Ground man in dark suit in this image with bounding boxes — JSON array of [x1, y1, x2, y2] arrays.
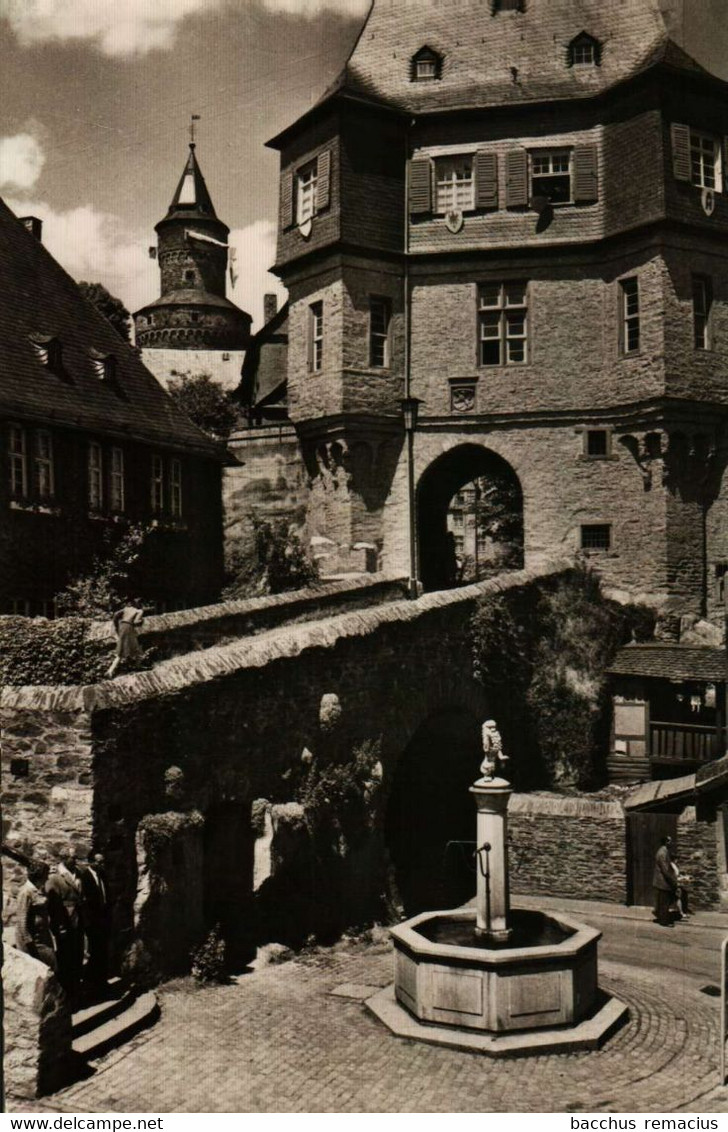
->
[[46, 847, 84, 1001], [653, 835, 678, 926], [80, 850, 111, 996]]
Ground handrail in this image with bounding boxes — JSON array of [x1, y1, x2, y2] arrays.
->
[[650, 720, 723, 734]]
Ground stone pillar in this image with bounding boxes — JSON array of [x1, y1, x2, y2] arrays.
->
[[470, 778, 512, 943]]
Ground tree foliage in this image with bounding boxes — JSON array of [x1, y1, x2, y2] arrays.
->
[[78, 281, 132, 342], [167, 371, 240, 439], [55, 522, 153, 619], [224, 515, 319, 598]]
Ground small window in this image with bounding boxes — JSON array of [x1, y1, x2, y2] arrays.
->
[[10, 757, 29, 776], [369, 297, 391, 368], [9, 425, 28, 497], [581, 523, 611, 551], [110, 447, 125, 512], [620, 277, 640, 354], [309, 301, 324, 372], [478, 282, 528, 366], [89, 349, 116, 382], [170, 459, 182, 518], [184, 270, 195, 283], [29, 334, 62, 371], [296, 160, 318, 225], [568, 33, 601, 67], [435, 156, 474, 213], [88, 442, 103, 510], [33, 431, 54, 499], [585, 429, 609, 457], [411, 46, 442, 82], [531, 149, 572, 204], [693, 275, 713, 349], [151, 454, 164, 513], [493, 0, 524, 10], [691, 131, 722, 191]]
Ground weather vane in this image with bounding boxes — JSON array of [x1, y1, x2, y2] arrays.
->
[[190, 114, 201, 146]]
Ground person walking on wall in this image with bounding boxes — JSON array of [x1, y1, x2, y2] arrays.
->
[[107, 600, 145, 678], [653, 834, 678, 926], [46, 847, 84, 1001], [15, 857, 57, 972], [80, 849, 111, 996]]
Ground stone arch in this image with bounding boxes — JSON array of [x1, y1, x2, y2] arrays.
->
[[416, 442, 524, 592]]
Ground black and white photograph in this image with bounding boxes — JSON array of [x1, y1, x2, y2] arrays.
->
[[3, 0, 728, 1118]]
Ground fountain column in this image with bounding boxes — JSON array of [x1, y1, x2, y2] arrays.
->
[[470, 777, 512, 943]]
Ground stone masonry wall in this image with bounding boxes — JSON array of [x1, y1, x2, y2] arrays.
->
[[678, 806, 720, 911], [1, 705, 94, 922], [509, 794, 627, 905], [3, 946, 73, 1100]]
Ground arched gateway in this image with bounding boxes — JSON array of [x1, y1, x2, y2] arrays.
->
[[416, 444, 524, 592]]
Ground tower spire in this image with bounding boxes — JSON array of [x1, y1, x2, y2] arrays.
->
[[190, 113, 200, 148]]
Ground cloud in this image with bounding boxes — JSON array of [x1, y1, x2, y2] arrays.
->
[[0, 132, 46, 192], [229, 219, 288, 332], [2, 0, 225, 57], [6, 196, 157, 315], [2, 0, 369, 56]]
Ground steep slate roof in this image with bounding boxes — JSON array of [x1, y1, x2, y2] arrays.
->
[[161, 143, 221, 225], [318, 0, 712, 118], [0, 198, 222, 458], [238, 302, 289, 414], [608, 644, 725, 682]]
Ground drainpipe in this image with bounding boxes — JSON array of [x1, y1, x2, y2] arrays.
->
[[403, 116, 419, 599]]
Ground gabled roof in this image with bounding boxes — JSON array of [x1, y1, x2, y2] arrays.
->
[[165, 143, 217, 221], [238, 302, 289, 414], [270, 0, 719, 145], [0, 197, 223, 459], [608, 644, 725, 682]]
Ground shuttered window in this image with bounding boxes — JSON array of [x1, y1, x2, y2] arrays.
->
[[672, 124, 722, 190], [296, 160, 318, 224], [506, 150, 529, 208], [408, 158, 433, 214], [475, 151, 499, 210], [573, 145, 598, 203], [281, 171, 294, 230], [435, 156, 474, 212], [316, 150, 331, 213], [290, 149, 332, 227]]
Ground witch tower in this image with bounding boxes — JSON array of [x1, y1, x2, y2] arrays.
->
[[135, 142, 251, 390]]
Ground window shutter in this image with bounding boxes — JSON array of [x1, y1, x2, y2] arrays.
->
[[573, 145, 598, 203], [474, 150, 499, 210], [280, 170, 294, 229], [316, 149, 331, 213], [408, 157, 433, 214], [671, 124, 691, 182], [505, 149, 528, 208]]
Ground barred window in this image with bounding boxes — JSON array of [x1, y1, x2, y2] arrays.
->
[[581, 524, 611, 551], [110, 447, 125, 512], [34, 431, 54, 499], [88, 442, 103, 510], [478, 282, 529, 366], [435, 157, 474, 212], [620, 277, 640, 354], [9, 425, 28, 497], [369, 297, 391, 368]]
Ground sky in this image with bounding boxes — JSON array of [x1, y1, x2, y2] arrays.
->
[[0, 0, 370, 331], [1, 0, 728, 334]]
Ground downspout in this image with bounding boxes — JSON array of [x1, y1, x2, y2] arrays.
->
[[404, 116, 418, 596]]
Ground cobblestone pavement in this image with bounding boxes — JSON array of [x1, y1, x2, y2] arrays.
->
[[12, 932, 728, 1115]]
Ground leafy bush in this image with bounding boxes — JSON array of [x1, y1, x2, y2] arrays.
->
[[297, 739, 383, 857], [56, 522, 154, 619], [167, 372, 240, 440], [471, 567, 656, 789], [224, 514, 319, 598], [190, 926, 228, 983], [0, 616, 108, 686]]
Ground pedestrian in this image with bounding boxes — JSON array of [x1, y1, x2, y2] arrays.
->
[[80, 849, 111, 997], [670, 857, 691, 919], [653, 835, 678, 926], [107, 600, 145, 678], [46, 847, 84, 1001], [15, 857, 57, 971]]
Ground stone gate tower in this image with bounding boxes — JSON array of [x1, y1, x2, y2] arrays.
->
[[264, 0, 728, 616], [135, 143, 251, 390]]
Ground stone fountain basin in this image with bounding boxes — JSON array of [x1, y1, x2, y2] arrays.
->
[[391, 907, 601, 1034]]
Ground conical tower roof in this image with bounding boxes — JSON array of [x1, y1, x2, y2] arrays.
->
[[165, 143, 217, 220]]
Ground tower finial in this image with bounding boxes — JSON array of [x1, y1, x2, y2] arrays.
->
[[190, 114, 201, 148]]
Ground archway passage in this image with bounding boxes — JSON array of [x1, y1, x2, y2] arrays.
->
[[417, 444, 523, 592], [385, 708, 482, 916]]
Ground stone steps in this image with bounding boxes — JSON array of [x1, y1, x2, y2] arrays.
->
[[71, 982, 159, 1062]]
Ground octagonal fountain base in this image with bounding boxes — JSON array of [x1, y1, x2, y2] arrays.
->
[[365, 908, 628, 1057]]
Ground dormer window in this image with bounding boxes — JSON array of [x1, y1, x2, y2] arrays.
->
[[568, 33, 601, 67], [411, 47, 442, 82], [29, 334, 62, 372], [88, 348, 117, 381]]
